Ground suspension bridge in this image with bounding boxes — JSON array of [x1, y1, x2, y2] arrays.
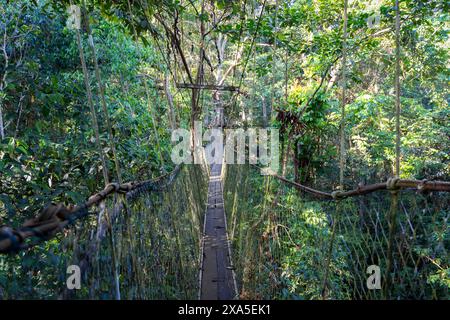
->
[[0, 0, 449, 301], [0, 146, 449, 299]]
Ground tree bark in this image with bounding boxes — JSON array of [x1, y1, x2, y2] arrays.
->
[[164, 73, 177, 130]]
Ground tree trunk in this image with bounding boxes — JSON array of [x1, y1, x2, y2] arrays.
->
[[261, 96, 267, 128], [0, 101, 4, 140], [164, 73, 177, 130], [293, 139, 300, 183]]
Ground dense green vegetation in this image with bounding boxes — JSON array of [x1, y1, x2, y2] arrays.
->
[[0, 0, 448, 299]]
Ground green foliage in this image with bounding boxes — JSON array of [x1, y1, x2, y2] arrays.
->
[[0, 0, 448, 300]]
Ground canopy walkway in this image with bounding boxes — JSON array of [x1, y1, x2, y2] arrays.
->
[[0, 152, 449, 299], [199, 163, 238, 300], [0, 0, 449, 301]]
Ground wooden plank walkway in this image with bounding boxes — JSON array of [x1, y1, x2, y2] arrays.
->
[[199, 163, 238, 300]]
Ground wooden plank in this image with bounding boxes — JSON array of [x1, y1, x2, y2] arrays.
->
[[137, 76, 240, 92], [199, 164, 237, 300], [175, 83, 239, 91]]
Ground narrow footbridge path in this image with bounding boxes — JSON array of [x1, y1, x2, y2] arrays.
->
[[199, 163, 238, 300], [1, 155, 449, 300]]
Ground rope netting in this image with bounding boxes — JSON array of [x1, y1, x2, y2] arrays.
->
[[0, 164, 208, 299], [223, 163, 449, 300]]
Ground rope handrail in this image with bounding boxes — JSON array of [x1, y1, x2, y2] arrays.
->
[[272, 173, 450, 199], [238, 146, 450, 199], [244, 154, 450, 199], [0, 165, 182, 254]]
